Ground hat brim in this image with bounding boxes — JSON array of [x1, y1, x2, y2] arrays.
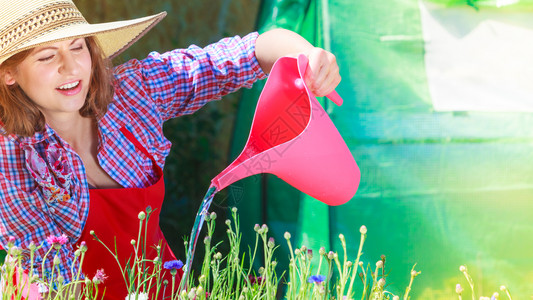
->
[[0, 12, 166, 64]]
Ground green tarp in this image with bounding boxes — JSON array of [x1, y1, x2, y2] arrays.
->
[[230, 0, 533, 298]]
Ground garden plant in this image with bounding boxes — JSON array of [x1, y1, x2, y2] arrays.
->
[[0, 206, 515, 300]]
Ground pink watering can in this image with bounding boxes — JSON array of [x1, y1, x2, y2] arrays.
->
[[211, 54, 360, 205], [182, 54, 361, 285]]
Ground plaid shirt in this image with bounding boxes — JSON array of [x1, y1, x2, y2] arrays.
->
[[0, 32, 266, 282]]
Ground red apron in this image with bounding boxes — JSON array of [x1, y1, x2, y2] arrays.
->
[[77, 127, 182, 299]]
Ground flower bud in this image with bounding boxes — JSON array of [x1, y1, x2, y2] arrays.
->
[[254, 224, 260, 232], [196, 285, 204, 295], [225, 219, 231, 226], [455, 284, 463, 294], [232, 207, 238, 213], [500, 285, 507, 292], [393, 296, 399, 300], [319, 247, 326, 255], [210, 212, 217, 220], [53, 255, 60, 265], [359, 225, 367, 235], [131, 239, 136, 245], [378, 278, 385, 287], [301, 245, 307, 252], [284, 232, 291, 240], [307, 250, 313, 260], [138, 211, 146, 220], [376, 260, 383, 269], [268, 237, 275, 248], [327, 251, 335, 260], [261, 224, 268, 233], [346, 261, 352, 268], [199, 275, 206, 283], [459, 265, 466, 272]]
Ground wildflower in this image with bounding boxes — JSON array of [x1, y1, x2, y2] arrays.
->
[[79, 241, 87, 252], [455, 283, 463, 294], [125, 292, 148, 300], [27, 242, 37, 252], [47, 234, 68, 249], [92, 269, 107, 285], [307, 274, 326, 284], [346, 261, 352, 268], [378, 278, 386, 287], [376, 260, 383, 269], [188, 288, 197, 299], [359, 225, 367, 235], [9, 246, 22, 256], [261, 224, 268, 234], [268, 237, 275, 248], [248, 274, 263, 285], [7, 236, 15, 246], [197, 285, 204, 296], [164, 259, 184, 276]]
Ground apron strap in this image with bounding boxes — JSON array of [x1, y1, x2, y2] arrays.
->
[[119, 127, 152, 159]]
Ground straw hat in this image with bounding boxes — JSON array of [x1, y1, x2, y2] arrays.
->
[[0, 0, 166, 64]]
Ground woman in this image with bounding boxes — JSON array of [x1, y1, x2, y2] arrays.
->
[[0, 0, 341, 298]]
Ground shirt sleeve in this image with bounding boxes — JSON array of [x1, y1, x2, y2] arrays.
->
[[113, 32, 267, 122], [0, 138, 81, 284]]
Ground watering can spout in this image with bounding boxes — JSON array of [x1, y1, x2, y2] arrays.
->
[[212, 54, 360, 206]]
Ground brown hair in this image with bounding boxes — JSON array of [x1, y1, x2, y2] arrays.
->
[[0, 36, 115, 137]]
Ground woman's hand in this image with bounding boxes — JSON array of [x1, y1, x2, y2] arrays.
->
[[255, 28, 341, 97], [301, 47, 341, 97]]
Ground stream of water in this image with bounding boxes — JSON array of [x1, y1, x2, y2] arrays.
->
[[180, 184, 218, 286]]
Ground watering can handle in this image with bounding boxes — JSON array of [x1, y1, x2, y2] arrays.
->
[[297, 54, 344, 106]]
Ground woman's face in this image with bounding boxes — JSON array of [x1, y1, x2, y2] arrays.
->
[[4, 38, 92, 122]]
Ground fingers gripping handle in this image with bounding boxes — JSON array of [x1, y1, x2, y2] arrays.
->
[[296, 54, 343, 106]]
